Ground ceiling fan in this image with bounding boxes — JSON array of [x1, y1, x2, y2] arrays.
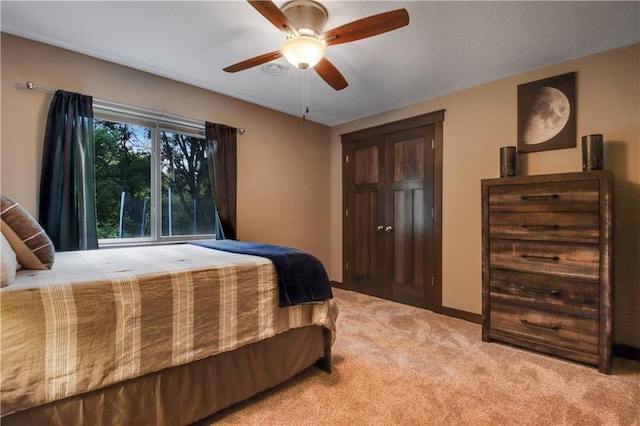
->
[[223, 0, 410, 91]]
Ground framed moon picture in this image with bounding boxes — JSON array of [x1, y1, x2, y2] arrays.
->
[[517, 72, 576, 153]]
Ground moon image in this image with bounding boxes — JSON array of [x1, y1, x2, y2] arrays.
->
[[522, 86, 570, 145]]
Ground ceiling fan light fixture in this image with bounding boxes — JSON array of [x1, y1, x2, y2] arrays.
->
[[281, 35, 326, 69]]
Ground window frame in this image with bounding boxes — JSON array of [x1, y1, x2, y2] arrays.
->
[[94, 106, 216, 247]]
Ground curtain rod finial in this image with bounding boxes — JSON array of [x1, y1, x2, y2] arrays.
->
[[238, 128, 245, 135], [26, 81, 36, 89]]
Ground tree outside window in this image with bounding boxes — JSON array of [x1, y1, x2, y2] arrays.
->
[[94, 115, 215, 243]]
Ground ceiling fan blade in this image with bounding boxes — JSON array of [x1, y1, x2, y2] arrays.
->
[[320, 9, 409, 46], [247, 0, 298, 36], [314, 58, 348, 91], [223, 51, 283, 73]]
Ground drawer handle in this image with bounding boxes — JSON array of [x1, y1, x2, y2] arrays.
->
[[520, 286, 560, 296], [520, 319, 560, 330], [521, 224, 560, 230], [521, 253, 560, 261], [520, 194, 559, 200]]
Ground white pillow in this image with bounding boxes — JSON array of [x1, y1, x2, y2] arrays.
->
[[1, 232, 18, 287]]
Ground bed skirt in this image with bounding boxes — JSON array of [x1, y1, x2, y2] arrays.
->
[[2, 325, 330, 426]]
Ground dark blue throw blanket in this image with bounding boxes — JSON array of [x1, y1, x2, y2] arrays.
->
[[190, 240, 333, 307]]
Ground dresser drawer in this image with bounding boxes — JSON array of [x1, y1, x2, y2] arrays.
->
[[489, 270, 599, 319], [489, 212, 599, 243], [489, 181, 599, 213], [490, 303, 599, 355], [489, 240, 599, 280]]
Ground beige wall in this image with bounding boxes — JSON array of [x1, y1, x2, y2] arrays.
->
[[0, 33, 332, 264], [330, 43, 640, 347]]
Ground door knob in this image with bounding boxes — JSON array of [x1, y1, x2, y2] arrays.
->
[[376, 225, 384, 231], [385, 226, 393, 233]]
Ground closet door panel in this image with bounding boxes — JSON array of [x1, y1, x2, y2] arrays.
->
[[387, 127, 433, 308], [391, 188, 428, 305], [354, 191, 377, 276], [393, 137, 425, 181], [354, 145, 379, 184], [345, 139, 386, 298]]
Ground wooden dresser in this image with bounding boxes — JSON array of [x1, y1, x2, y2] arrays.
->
[[481, 171, 613, 373]]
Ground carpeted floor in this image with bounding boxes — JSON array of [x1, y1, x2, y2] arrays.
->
[[206, 288, 640, 425]]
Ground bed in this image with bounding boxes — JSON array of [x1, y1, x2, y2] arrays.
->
[[0, 242, 338, 425]]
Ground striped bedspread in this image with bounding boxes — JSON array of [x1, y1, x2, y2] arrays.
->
[[0, 244, 338, 416]]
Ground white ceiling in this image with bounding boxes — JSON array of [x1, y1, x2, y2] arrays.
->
[[2, 1, 639, 127]]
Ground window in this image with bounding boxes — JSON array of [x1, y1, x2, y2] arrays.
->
[[94, 109, 216, 245]]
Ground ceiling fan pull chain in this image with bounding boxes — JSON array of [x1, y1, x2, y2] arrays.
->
[[302, 70, 309, 121], [306, 71, 310, 114]]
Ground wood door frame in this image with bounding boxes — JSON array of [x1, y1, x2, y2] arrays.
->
[[341, 110, 444, 313]]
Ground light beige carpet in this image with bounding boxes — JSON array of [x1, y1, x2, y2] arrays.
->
[[206, 288, 640, 425]]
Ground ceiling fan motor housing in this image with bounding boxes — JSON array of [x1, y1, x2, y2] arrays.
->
[[282, 0, 328, 35]]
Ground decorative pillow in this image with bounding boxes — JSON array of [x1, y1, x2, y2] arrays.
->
[[1, 195, 55, 270], [1, 232, 18, 287]]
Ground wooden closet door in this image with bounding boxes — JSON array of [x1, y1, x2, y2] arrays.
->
[[342, 110, 444, 312], [385, 126, 434, 308], [344, 137, 387, 298]]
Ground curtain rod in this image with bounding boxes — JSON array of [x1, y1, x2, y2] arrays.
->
[[25, 81, 245, 135]]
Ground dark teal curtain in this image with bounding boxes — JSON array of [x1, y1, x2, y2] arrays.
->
[[205, 122, 237, 240], [39, 90, 98, 251]]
